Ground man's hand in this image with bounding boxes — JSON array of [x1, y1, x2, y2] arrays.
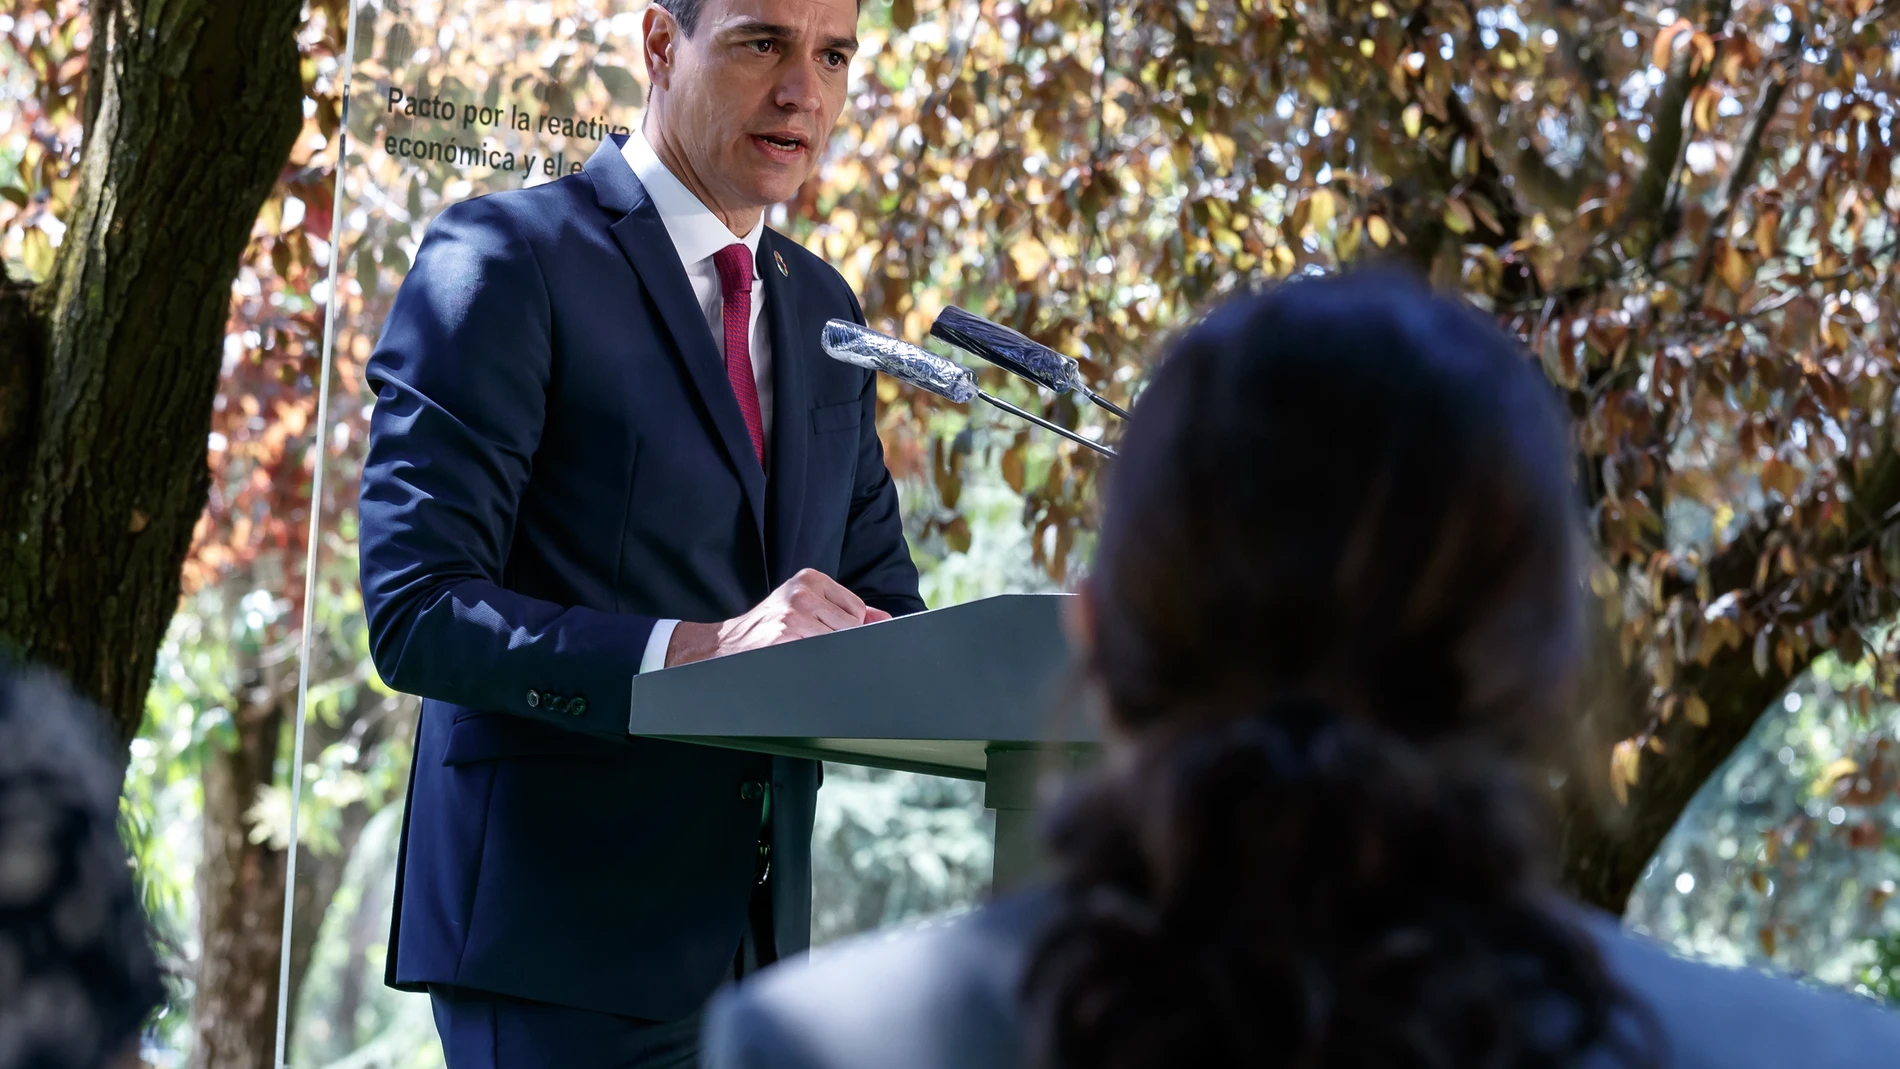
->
[[666, 569, 892, 667]]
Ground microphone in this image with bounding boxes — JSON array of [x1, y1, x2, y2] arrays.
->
[[821, 320, 1116, 458], [928, 306, 1131, 420]]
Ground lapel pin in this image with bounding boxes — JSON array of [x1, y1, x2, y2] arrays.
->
[[774, 249, 789, 277]]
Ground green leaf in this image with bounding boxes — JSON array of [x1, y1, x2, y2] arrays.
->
[[594, 63, 644, 106]]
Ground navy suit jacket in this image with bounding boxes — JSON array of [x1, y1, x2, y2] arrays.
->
[[358, 135, 924, 1021], [702, 890, 1900, 1068]]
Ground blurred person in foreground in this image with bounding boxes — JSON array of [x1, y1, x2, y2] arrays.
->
[[0, 661, 164, 1069], [699, 272, 1900, 1068]]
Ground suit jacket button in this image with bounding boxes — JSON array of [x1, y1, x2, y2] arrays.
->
[[739, 781, 766, 801], [570, 697, 587, 716], [526, 690, 541, 708]]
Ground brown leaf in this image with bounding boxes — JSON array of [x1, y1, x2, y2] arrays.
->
[[1001, 444, 1026, 493], [1688, 32, 1716, 77], [1759, 456, 1797, 499], [943, 516, 971, 554]]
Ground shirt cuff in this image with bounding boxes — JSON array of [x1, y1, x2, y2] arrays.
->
[[640, 619, 680, 674]]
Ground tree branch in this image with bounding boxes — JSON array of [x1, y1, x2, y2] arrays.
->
[[1627, 0, 1735, 265], [1563, 436, 1900, 910], [1692, 33, 1804, 298]]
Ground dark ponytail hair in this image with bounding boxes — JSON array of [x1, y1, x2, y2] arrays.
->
[[1021, 272, 1653, 1069]]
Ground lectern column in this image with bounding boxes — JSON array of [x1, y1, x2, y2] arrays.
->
[[984, 744, 1097, 891], [984, 746, 1044, 891]]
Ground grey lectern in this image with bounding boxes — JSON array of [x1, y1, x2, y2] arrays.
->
[[626, 592, 1096, 890]]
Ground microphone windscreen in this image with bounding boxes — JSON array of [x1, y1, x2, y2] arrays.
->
[[821, 320, 979, 404], [929, 306, 1080, 394]]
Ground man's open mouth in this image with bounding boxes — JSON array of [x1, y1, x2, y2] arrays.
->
[[755, 134, 806, 151]]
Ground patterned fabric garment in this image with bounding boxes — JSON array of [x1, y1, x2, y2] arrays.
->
[[712, 243, 766, 467], [0, 662, 164, 1069]]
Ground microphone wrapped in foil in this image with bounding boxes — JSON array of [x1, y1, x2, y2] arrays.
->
[[821, 320, 979, 404]]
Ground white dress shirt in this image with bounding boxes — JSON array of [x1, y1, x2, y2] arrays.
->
[[624, 128, 773, 673]]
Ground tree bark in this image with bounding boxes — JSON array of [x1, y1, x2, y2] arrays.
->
[[190, 624, 399, 1069], [191, 646, 294, 1069], [0, 0, 305, 744]]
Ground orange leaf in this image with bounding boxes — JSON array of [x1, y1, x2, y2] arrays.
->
[[1719, 244, 1750, 294], [1652, 19, 1692, 69], [1754, 207, 1780, 257]]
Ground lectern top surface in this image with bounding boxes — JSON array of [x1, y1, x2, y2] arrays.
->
[[627, 593, 1094, 778]]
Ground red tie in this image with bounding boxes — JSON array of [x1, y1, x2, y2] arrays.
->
[[712, 244, 766, 468]]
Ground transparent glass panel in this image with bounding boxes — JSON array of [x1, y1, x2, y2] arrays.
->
[[288, 2, 1001, 1064], [295, 4, 653, 1063]]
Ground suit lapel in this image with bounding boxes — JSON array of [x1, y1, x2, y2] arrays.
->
[[761, 232, 809, 585], [590, 139, 767, 543]]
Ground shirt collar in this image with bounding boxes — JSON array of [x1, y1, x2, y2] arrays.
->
[[622, 127, 764, 270]]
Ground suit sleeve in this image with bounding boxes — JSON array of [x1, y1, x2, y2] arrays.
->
[[357, 196, 657, 739], [836, 288, 927, 618]]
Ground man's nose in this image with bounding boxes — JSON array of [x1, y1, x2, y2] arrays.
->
[[773, 60, 824, 113]]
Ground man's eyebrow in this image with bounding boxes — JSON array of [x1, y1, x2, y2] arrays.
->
[[717, 18, 795, 38], [717, 18, 859, 52]]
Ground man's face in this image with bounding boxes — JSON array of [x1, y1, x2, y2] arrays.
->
[[645, 0, 859, 213]]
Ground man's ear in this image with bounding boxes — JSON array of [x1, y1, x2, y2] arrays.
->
[[1062, 579, 1096, 664], [642, 5, 682, 92]]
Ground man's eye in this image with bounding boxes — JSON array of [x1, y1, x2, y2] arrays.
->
[[748, 40, 775, 54], [823, 51, 847, 67]]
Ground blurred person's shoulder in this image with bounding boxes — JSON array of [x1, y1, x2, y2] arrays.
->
[[701, 889, 1050, 1069], [0, 661, 124, 805], [0, 659, 166, 1069], [1564, 901, 1900, 1067]]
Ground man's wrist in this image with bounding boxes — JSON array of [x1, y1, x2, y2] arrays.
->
[[639, 619, 680, 674], [665, 621, 721, 668]]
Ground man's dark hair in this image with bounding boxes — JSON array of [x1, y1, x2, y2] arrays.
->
[[654, 0, 709, 36], [653, 0, 860, 38]]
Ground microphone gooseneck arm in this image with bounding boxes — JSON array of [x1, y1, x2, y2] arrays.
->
[[978, 391, 1116, 457], [1085, 393, 1131, 420]]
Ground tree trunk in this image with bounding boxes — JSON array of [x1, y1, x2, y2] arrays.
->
[[191, 652, 293, 1069], [1555, 450, 1900, 911], [1557, 629, 1799, 911], [332, 835, 399, 1054], [190, 627, 399, 1069], [0, 0, 305, 744]]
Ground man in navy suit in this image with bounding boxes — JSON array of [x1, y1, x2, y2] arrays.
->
[[356, 0, 922, 1062]]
